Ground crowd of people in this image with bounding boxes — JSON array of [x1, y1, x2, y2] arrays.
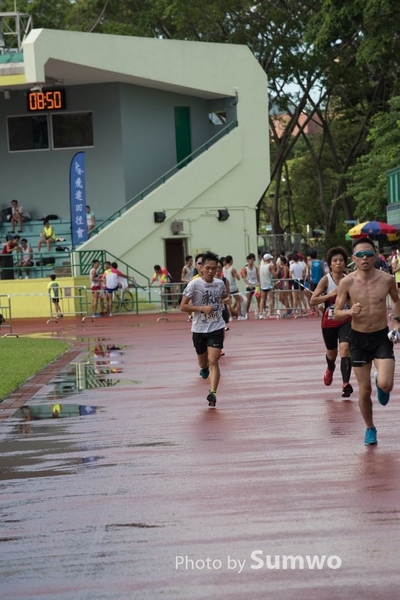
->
[[2, 196, 400, 447], [0, 199, 99, 278], [174, 250, 326, 321], [89, 259, 133, 317], [178, 242, 400, 449]]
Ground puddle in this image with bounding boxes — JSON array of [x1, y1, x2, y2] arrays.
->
[[105, 523, 163, 530], [15, 404, 98, 420]]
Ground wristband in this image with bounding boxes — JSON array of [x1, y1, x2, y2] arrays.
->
[[393, 317, 400, 324]]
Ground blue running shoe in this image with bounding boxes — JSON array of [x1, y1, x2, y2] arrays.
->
[[374, 372, 390, 406], [199, 366, 209, 379], [364, 427, 377, 446]]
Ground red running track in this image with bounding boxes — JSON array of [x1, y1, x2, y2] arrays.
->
[[0, 312, 400, 600]]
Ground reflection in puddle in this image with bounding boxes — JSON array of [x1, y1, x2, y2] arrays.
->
[[94, 341, 124, 375], [16, 404, 98, 420]]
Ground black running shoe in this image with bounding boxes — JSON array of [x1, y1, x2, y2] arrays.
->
[[207, 391, 217, 407], [341, 382, 353, 398]]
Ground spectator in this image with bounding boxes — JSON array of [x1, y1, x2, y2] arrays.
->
[[102, 261, 119, 316], [17, 238, 33, 279], [240, 253, 260, 315], [181, 255, 194, 284], [1, 235, 20, 280], [277, 256, 292, 317], [223, 255, 242, 320], [308, 250, 324, 292], [374, 249, 388, 271], [290, 253, 308, 314], [38, 220, 57, 252], [2, 235, 20, 255], [86, 205, 96, 235], [150, 264, 173, 310], [111, 261, 132, 290], [89, 259, 104, 317], [259, 253, 278, 318], [47, 274, 62, 318], [10, 199, 31, 233]]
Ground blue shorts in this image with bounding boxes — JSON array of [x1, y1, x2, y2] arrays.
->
[[105, 286, 119, 294]]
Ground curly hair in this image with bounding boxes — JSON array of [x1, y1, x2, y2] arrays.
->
[[326, 246, 348, 268]]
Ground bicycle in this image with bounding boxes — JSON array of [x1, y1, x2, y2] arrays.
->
[[112, 282, 136, 313]]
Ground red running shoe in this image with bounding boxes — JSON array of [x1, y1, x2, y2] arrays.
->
[[323, 366, 335, 386]]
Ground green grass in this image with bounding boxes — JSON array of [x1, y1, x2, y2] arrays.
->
[[0, 338, 69, 401]]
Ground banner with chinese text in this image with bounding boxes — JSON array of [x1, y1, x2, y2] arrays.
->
[[69, 152, 87, 247]]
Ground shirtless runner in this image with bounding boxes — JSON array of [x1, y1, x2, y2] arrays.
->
[[334, 238, 400, 445]]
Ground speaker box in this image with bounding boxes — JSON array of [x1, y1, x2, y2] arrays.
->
[[154, 211, 166, 223], [217, 209, 230, 221]]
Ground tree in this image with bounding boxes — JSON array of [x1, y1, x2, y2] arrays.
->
[[0, 0, 72, 30], [7, 0, 400, 238], [345, 96, 400, 220], [303, 0, 400, 236]]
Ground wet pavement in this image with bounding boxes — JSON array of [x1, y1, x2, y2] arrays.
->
[[1, 313, 400, 599]]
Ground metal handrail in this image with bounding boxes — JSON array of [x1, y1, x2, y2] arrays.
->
[[87, 120, 239, 237], [0, 250, 150, 295]]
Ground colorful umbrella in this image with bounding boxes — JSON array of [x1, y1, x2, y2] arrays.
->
[[347, 221, 400, 241]]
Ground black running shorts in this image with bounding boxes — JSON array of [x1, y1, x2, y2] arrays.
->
[[322, 320, 351, 351], [350, 327, 394, 366], [192, 328, 224, 355]]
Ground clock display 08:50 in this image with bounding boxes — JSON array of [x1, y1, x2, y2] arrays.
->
[[27, 89, 66, 112]]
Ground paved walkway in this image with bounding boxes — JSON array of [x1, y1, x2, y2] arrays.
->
[[1, 313, 400, 600]]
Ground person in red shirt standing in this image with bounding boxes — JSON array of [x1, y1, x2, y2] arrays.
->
[[150, 264, 173, 311], [2, 235, 20, 255]]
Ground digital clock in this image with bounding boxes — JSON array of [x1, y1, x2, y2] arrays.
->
[[27, 89, 66, 112]]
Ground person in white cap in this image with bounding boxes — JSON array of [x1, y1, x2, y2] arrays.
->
[[259, 253, 278, 318]]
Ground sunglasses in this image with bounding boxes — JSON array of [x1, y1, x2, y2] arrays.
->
[[353, 250, 375, 258]]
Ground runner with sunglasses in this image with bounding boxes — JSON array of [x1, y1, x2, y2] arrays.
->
[[334, 238, 400, 446], [310, 246, 353, 398]]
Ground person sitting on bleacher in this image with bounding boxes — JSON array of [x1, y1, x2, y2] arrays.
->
[[38, 220, 57, 252], [17, 238, 33, 279], [10, 199, 31, 234]]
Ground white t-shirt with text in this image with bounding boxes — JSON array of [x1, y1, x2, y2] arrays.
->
[[183, 277, 227, 333]]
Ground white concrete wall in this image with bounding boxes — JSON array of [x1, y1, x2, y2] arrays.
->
[[23, 29, 270, 280]]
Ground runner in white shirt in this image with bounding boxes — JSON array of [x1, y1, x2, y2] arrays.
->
[[241, 253, 260, 315], [259, 253, 277, 318], [290, 253, 308, 314], [223, 255, 241, 320], [180, 251, 230, 407]]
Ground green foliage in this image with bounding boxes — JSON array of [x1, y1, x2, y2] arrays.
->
[[346, 96, 400, 220], [0, 0, 73, 30], [7, 0, 400, 235], [0, 338, 69, 401]]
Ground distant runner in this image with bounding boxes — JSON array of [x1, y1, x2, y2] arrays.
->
[[180, 251, 229, 407]]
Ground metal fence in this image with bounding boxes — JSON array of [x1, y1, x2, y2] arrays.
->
[[0, 295, 18, 337], [47, 286, 91, 323], [257, 233, 303, 256]]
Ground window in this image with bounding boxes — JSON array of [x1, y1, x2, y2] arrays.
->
[[52, 112, 94, 149], [7, 115, 49, 152], [208, 111, 227, 126]]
